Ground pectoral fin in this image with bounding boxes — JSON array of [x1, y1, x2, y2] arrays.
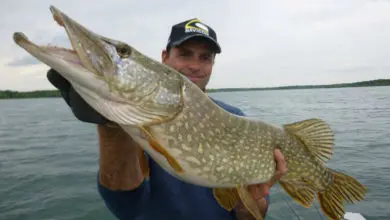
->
[[236, 185, 264, 220], [213, 188, 240, 211], [137, 126, 184, 174], [213, 186, 263, 220]]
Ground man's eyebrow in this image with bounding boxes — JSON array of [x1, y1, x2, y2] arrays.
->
[[202, 51, 213, 55], [177, 47, 192, 52], [177, 46, 214, 56]]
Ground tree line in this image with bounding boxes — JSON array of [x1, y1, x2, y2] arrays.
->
[[1, 79, 389, 99]]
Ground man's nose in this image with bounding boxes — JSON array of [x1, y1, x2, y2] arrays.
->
[[187, 59, 201, 72]]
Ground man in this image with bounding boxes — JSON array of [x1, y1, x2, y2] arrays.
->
[[47, 18, 287, 220]]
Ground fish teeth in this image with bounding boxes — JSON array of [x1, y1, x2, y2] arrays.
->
[[43, 44, 76, 53]]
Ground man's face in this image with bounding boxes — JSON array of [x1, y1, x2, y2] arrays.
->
[[161, 38, 216, 91]]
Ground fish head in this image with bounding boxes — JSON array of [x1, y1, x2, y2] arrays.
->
[[13, 6, 185, 126]]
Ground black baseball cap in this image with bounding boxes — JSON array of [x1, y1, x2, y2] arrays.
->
[[166, 18, 221, 53]]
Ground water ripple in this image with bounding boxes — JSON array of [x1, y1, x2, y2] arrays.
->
[[0, 87, 389, 220]]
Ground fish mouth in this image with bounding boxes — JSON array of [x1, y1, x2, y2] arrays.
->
[[13, 5, 134, 123], [13, 5, 115, 81], [13, 5, 184, 126]]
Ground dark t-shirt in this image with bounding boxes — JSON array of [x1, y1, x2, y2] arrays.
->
[[97, 98, 270, 220]]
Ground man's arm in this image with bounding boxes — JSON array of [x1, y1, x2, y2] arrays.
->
[[96, 125, 150, 219], [97, 125, 145, 190]]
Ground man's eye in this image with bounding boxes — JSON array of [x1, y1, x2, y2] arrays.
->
[[201, 55, 212, 61]]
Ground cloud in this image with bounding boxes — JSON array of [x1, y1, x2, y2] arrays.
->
[[6, 33, 72, 67], [1, 0, 390, 91], [7, 56, 40, 67]]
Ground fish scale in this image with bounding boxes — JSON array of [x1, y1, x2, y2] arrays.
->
[[149, 81, 286, 186]]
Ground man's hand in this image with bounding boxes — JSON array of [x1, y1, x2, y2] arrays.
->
[[47, 68, 110, 125], [235, 149, 287, 219]]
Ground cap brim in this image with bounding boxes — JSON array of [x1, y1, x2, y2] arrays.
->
[[169, 34, 221, 53]]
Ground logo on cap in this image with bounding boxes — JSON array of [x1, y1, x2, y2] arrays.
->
[[184, 19, 209, 36]]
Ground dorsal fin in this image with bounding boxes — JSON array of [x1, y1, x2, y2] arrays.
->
[[283, 118, 334, 163]]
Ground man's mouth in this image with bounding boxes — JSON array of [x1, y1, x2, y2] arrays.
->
[[179, 71, 206, 81], [187, 75, 203, 79]]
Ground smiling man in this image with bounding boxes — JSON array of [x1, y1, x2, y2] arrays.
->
[[47, 18, 287, 220]]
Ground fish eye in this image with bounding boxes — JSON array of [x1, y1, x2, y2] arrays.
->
[[116, 44, 132, 57]]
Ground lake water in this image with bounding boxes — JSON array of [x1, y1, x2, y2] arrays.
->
[[1, 86, 389, 220]]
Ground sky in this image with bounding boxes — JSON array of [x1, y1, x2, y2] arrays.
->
[[1, 0, 390, 91]]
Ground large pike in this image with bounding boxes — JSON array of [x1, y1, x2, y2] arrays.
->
[[13, 6, 367, 220]]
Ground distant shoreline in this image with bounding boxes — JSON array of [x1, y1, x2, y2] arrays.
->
[[1, 79, 389, 99], [206, 79, 390, 93]]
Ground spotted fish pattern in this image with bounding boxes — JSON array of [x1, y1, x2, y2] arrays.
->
[[12, 6, 368, 219]]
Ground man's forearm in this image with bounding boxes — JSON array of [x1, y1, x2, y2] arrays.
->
[[97, 125, 145, 191]]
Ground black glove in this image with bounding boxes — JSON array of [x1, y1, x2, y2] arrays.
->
[[47, 68, 109, 125]]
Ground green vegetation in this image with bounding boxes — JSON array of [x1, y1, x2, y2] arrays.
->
[[0, 79, 389, 99], [0, 90, 61, 99], [206, 79, 390, 93]]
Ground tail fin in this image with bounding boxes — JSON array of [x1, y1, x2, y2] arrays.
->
[[318, 170, 367, 220]]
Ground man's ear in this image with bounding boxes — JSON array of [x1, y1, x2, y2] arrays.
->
[[161, 49, 168, 63]]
